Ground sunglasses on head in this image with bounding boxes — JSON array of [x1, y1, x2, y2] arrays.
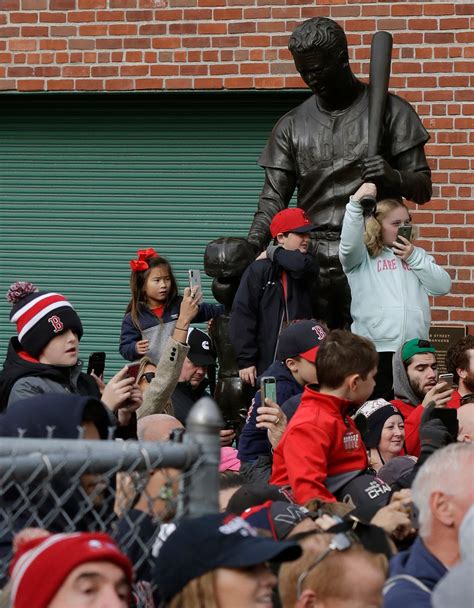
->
[[142, 372, 156, 383], [295, 532, 355, 599]]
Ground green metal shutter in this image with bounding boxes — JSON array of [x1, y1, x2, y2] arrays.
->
[[0, 91, 307, 373]]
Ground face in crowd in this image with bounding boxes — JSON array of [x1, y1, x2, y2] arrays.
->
[[406, 352, 437, 401], [38, 329, 79, 367], [378, 414, 405, 461], [380, 206, 411, 249], [179, 357, 207, 388], [48, 561, 130, 608]]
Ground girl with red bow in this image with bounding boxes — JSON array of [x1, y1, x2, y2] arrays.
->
[[120, 248, 223, 364]]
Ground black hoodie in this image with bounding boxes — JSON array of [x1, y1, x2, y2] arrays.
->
[[0, 337, 100, 411], [0, 393, 112, 584]]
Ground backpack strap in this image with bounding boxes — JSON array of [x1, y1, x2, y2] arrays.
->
[[383, 574, 431, 596]]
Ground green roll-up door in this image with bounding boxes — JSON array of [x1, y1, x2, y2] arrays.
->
[[0, 91, 307, 373]]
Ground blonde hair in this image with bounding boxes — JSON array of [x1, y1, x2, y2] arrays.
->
[[279, 533, 387, 608], [364, 199, 411, 257], [136, 356, 155, 385], [167, 571, 219, 608]]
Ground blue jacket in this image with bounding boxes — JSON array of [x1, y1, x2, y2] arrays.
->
[[282, 392, 303, 424], [120, 296, 223, 363], [228, 247, 318, 375], [237, 360, 302, 463], [340, 198, 451, 353], [383, 537, 447, 608]]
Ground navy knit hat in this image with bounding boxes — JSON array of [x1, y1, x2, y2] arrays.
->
[[353, 399, 404, 449], [7, 282, 83, 358]]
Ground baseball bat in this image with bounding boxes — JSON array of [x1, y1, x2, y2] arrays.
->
[[367, 31, 393, 157], [360, 30, 393, 214]]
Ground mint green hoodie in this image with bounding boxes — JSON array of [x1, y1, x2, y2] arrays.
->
[[339, 198, 451, 353]]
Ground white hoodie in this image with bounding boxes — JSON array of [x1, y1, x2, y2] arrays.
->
[[339, 197, 451, 353]]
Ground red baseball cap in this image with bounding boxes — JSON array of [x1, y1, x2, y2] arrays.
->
[[270, 208, 316, 238]]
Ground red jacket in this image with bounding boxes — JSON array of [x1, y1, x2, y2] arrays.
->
[[392, 393, 461, 457], [270, 387, 368, 504]]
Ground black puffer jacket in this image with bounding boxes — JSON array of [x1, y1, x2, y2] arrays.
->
[[0, 337, 100, 411], [228, 247, 318, 375]]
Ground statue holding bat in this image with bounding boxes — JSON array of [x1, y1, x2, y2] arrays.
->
[[247, 17, 432, 330]]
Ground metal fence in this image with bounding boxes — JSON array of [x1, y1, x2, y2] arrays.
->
[[0, 397, 223, 587]]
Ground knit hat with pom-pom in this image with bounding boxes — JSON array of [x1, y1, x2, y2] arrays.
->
[[7, 282, 83, 358], [9, 530, 133, 608]]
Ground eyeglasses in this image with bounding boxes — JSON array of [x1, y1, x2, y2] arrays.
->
[[142, 372, 156, 384], [295, 532, 354, 599]]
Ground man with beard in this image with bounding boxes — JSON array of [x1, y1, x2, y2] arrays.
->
[[391, 339, 456, 456], [445, 335, 474, 408]]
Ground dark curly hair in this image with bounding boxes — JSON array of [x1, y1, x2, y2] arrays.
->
[[445, 335, 474, 382]]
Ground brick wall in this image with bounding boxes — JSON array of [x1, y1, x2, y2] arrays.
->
[[1, 0, 473, 328]]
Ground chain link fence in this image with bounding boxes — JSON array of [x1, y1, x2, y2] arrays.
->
[[0, 397, 222, 589]]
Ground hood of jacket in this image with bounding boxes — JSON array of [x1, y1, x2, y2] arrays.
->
[[392, 343, 420, 406], [0, 337, 86, 411], [389, 537, 447, 590], [257, 359, 299, 386], [0, 392, 110, 440]]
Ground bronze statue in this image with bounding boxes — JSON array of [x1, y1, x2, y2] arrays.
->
[[247, 17, 432, 329], [204, 237, 256, 427]]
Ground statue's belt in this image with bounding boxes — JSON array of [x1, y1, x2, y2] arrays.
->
[[311, 231, 341, 241]]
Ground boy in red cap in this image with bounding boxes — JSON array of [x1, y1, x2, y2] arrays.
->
[[229, 208, 319, 386]]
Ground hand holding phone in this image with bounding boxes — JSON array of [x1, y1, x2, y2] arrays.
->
[[127, 362, 141, 383], [87, 352, 106, 377], [438, 373, 454, 389], [188, 269, 202, 298], [261, 376, 277, 404], [396, 225, 413, 244]]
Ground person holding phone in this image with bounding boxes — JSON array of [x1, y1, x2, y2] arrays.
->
[[120, 248, 223, 364], [339, 182, 451, 400]]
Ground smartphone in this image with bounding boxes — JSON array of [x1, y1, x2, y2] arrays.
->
[[87, 351, 106, 376], [396, 225, 413, 243], [261, 376, 277, 403], [188, 269, 201, 293], [430, 408, 459, 441], [224, 419, 237, 432], [438, 373, 454, 389], [127, 362, 141, 383]]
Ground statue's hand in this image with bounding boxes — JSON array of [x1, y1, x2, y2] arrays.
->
[[360, 155, 401, 190]]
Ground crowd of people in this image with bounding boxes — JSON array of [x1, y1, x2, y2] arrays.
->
[[0, 180, 472, 607]]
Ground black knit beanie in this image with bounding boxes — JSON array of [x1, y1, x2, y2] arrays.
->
[[353, 399, 404, 449], [7, 282, 83, 358]]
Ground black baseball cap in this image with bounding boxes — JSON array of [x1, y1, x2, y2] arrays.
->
[[226, 482, 295, 515], [335, 474, 392, 521], [153, 513, 301, 602], [241, 500, 313, 540], [187, 327, 216, 366]]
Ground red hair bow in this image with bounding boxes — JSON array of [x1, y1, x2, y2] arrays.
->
[[137, 248, 158, 261], [130, 259, 149, 272], [130, 248, 159, 272]]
